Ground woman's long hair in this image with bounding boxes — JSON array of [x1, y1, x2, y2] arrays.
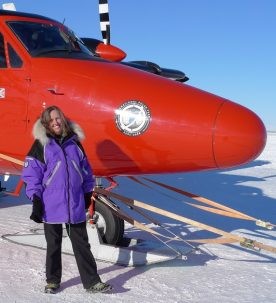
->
[[40, 105, 71, 136]]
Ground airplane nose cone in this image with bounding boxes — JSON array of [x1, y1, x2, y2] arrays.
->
[[213, 101, 267, 169]]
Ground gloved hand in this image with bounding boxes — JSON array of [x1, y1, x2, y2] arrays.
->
[[30, 195, 43, 223], [84, 191, 93, 210]]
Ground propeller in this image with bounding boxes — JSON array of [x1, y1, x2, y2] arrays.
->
[[81, 0, 126, 61], [99, 0, 111, 45], [81, 0, 188, 82]]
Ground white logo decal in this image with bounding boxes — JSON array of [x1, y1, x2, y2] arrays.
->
[[0, 88, 5, 99], [115, 101, 151, 136]]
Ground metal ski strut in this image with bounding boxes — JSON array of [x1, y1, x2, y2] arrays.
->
[[2, 223, 190, 266]]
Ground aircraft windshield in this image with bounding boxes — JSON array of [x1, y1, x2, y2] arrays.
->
[[7, 21, 93, 58]]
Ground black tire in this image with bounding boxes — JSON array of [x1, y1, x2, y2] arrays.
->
[[93, 197, 124, 245]]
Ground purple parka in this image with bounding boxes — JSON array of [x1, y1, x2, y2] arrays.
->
[[22, 119, 95, 224]]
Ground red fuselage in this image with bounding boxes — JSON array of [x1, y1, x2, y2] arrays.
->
[[0, 11, 266, 176]]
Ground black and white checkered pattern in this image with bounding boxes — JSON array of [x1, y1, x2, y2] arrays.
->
[[99, 0, 110, 44]]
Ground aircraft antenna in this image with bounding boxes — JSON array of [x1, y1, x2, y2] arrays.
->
[[99, 0, 111, 44]]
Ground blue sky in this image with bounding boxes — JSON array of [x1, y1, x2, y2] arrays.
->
[[5, 0, 276, 130]]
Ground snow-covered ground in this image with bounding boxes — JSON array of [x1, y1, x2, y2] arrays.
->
[[0, 133, 275, 303]]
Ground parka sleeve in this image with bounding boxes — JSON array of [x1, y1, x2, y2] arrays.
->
[[76, 142, 95, 193], [81, 155, 95, 194], [21, 141, 46, 200]]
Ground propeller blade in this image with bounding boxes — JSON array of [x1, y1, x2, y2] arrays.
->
[[99, 0, 110, 44]]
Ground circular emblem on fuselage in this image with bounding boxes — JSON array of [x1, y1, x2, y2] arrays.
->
[[115, 101, 151, 136]]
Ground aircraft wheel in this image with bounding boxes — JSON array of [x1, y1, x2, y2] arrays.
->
[[92, 197, 124, 245]]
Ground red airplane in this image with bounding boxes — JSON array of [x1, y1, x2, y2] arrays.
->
[[0, 2, 266, 249]]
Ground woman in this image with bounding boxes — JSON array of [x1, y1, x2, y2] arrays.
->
[[22, 105, 112, 294]]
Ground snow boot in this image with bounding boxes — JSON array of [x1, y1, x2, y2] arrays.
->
[[86, 281, 112, 293], [44, 282, 60, 294]]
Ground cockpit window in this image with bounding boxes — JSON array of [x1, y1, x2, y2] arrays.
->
[[8, 43, 23, 68], [7, 21, 93, 58], [0, 32, 7, 68]]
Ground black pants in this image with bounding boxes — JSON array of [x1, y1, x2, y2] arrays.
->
[[44, 222, 101, 289]]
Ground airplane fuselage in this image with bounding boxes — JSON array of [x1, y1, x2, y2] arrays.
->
[[0, 10, 266, 177]]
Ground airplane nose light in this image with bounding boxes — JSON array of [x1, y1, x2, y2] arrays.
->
[[213, 101, 266, 169]]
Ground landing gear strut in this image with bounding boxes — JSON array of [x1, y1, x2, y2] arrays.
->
[[93, 196, 124, 245], [89, 177, 125, 245]]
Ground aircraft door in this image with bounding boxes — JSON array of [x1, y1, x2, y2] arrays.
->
[[27, 65, 60, 123], [0, 31, 29, 149]]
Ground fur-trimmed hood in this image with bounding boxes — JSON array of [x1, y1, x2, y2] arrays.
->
[[32, 119, 85, 146]]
